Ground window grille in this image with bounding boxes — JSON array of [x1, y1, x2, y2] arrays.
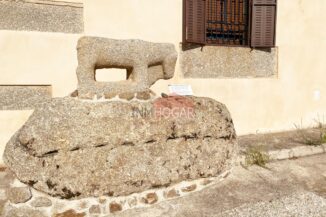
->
[[206, 0, 249, 46]]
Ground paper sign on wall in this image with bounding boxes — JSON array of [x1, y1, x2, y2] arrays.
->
[[168, 84, 193, 96]]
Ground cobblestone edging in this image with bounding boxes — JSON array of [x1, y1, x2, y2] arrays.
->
[[1, 170, 231, 217]]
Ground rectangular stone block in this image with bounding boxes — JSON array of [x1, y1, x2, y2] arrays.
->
[[291, 146, 324, 158], [268, 149, 292, 161], [180, 46, 278, 78], [0, 0, 83, 33], [0, 85, 52, 110]]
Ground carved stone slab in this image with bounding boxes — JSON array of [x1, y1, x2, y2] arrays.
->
[[76, 37, 178, 99]]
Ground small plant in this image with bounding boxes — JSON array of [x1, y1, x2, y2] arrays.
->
[[314, 121, 324, 129], [244, 147, 269, 168], [313, 116, 326, 129], [310, 116, 326, 145], [293, 121, 326, 146], [300, 133, 323, 146], [314, 117, 326, 144], [321, 133, 326, 144]]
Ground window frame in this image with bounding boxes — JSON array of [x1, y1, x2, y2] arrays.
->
[[182, 0, 277, 48]]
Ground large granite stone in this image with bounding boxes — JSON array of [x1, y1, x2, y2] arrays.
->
[[3, 96, 237, 199], [76, 37, 178, 99]]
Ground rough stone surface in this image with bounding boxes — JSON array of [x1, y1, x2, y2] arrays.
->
[[89, 205, 101, 214], [0, 0, 83, 33], [0, 170, 12, 216], [78, 201, 88, 209], [3, 96, 237, 198], [136, 90, 154, 100], [0, 169, 15, 188], [0, 85, 52, 110], [142, 193, 158, 204], [181, 184, 197, 193], [0, 199, 7, 216], [164, 189, 180, 199], [109, 202, 122, 213], [6, 187, 32, 204], [98, 197, 106, 204], [103, 92, 116, 100], [180, 46, 278, 78], [118, 92, 135, 101], [76, 37, 178, 99], [201, 179, 213, 186], [30, 196, 52, 207], [127, 197, 138, 207], [5, 206, 46, 217], [53, 209, 85, 217]]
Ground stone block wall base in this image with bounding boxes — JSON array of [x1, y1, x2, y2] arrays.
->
[[180, 46, 278, 78]]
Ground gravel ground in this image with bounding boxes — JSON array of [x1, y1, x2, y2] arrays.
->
[[222, 191, 326, 217]]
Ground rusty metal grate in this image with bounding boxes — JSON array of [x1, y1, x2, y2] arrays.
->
[[206, 0, 249, 46]]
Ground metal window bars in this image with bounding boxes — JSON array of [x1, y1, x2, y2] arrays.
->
[[206, 0, 249, 46]]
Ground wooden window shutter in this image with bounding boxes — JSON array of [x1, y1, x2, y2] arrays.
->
[[251, 0, 277, 47], [183, 0, 206, 44]]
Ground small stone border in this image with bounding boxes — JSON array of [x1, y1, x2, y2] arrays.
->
[[2, 170, 231, 216], [239, 143, 326, 163], [3, 143, 325, 216], [70, 89, 156, 102]]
